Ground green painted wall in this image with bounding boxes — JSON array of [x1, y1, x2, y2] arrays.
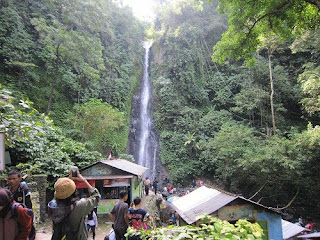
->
[[131, 176, 143, 201]]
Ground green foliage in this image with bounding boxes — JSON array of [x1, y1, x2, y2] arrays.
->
[[126, 215, 263, 240], [0, 0, 144, 126], [151, 0, 320, 219], [298, 63, 320, 115], [0, 0, 145, 155], [211, 0, 320, 64], [70, 98, 126, 153], [0, 5, 34, 64], [0, 86, 102, 187]]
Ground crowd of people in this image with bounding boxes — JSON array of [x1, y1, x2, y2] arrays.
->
[[0, 168, 206, 240], [0, 170, 157, 240], [0, 169, 100, 240], [108, 191, 152, 240]]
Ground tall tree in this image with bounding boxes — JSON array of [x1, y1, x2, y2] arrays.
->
[[31, 0, 105, 114]]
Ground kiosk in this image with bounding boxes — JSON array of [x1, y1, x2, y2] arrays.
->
[[77, 159, 147, 215]]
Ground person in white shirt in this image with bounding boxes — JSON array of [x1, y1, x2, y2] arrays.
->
[[86, 210, 98, 240]]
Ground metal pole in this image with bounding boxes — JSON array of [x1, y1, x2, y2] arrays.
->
[[0, 131, 5, 171]]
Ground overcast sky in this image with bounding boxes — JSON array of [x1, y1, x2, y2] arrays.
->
[[123, 0, 156, 21]]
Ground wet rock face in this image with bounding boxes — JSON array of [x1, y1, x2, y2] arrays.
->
[[126, 86, 142, 162]]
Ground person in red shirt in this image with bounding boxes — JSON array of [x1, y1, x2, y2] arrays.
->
[[0, 189, 32, 240], [128, 197, 152, 231]]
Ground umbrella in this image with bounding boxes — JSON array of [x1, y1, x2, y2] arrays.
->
[[167, 196, 179, 203]]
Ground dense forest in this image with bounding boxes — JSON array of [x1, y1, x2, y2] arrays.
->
[[150, 0, 320, 220], [0, 0, 145, 183], [1, 0, 319, 221]]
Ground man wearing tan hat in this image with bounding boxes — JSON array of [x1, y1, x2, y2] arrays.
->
[[48, 170, 100, 240]]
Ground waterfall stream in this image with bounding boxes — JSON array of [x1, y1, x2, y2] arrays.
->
[[127, 41, 159, 181], [138, 41, 155, 175]]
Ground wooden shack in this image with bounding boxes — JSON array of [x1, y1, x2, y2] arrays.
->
[[78, 159, 147, 215]]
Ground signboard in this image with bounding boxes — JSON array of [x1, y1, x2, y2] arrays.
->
[[75, 180, 95, 188], [97, 199, 119, 214], [103, 178, 130, 187], [92, 164, 113, 176], [82, 163, 113, 176], [218, 204, 255, 221]]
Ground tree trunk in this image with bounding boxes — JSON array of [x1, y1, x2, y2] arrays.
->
[[268, 49, 276, 135], [45, 44, 60, 115]]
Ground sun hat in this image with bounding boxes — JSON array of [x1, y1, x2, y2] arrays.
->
[[54, 177, 76, 199]]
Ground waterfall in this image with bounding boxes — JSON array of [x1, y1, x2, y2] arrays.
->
[[127, 41, 158, 180]]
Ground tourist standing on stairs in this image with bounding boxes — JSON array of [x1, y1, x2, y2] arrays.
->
[[109, 191, 129, 240], [143, 177, 150, 196]]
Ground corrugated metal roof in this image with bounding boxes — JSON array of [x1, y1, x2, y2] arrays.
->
[[282, 220, 309, 239], [100, 159, 148, 177], [171, 186, 281, 224], [297, 232, 320, 238], [172, 186, 236, 224]]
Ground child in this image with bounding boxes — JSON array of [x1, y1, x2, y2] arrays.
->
[[86, 210, 98, 240]]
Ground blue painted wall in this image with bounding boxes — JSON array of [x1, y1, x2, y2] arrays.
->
[[257, 212, 283, 240]]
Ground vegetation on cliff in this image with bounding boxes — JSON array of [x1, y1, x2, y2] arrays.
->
[[150, 0, 319, 219]]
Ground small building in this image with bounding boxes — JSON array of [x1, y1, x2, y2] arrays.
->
[[78, 159, 147, 215], [171, 186, 283, 240]]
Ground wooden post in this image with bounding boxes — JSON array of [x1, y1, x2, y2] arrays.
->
[[0, 131, 5, 172]]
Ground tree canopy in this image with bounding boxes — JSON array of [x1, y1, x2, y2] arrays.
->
[[211, 0, 319, 65]]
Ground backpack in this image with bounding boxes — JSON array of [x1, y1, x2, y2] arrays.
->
[[11, 203, 36, 240], [51, 215, 76, 240]]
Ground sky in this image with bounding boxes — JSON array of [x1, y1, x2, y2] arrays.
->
[[122, 0, 156, 22]]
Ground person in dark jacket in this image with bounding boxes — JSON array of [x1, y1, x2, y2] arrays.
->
[[153, 180, 158, 194], [0, 189, 32, 240], [6, 170, 32, 209]]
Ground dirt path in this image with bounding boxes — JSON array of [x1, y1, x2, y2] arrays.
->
[[35, 219, 113, 240], [36, 217, 111, 240]]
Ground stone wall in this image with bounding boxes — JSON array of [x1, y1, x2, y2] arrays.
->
[[31, 175, 47, 222]]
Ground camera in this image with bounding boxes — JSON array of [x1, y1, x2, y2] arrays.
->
[[71, 166, 78, 177]]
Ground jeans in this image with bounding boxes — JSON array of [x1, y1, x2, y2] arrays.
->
[[87, 224, 96, 239]]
